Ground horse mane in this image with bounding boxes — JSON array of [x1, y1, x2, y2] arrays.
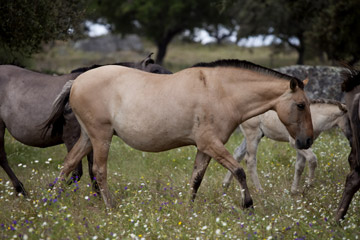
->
[[310, 98, 347, 113], [192, 59, 304, 89], [341, 68, 360, 92], [70, 62, 136, 74]]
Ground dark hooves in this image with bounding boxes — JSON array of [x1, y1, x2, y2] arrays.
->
[[244, 199, 254, 209], [15, 183, 28, 197], [92, 181, 101, 196]]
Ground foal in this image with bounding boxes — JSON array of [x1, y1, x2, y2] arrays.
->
[[46, 60, 313, 209], [223, 99, 351, 193]]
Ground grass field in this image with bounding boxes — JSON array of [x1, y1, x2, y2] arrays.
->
[[1, 41, 359, 239], [0, 129, 359, 239]]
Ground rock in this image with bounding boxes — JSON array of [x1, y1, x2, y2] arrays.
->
[[275, 65, 346, 101]]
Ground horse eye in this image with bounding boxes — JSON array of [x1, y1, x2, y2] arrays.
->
[[297, 103, 305, 110]]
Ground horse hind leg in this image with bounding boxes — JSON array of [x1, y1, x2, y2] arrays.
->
[[244, 135, 263, 193], [63, 140, 84, 185], [57, 130, 92, 186], [0, 122, 27, 196], [63, 133, 99, 194], [89, 127, 114, 209], [86, 151, 100, 194]]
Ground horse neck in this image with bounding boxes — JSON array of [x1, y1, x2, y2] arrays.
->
[[221, 69, 289, 123], [311, 104, 345, 137]]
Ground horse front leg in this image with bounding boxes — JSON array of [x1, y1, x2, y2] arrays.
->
[[198, 137, 253, 209], [306, 149, 317, 187], [291, 151, 306, 193], [0, 123, 27, 196], [222, 139, 247, 188], [189, 150, 211, 201], [336, 168, 360, 222]]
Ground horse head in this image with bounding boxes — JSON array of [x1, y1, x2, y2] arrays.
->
[[275, 78, 314, 149], [139, 53, 172, 74]]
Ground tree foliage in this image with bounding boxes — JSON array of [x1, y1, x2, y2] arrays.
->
[[233, 0, 320, 64], [91, 0, 234, 64], [233, 0, 360, 65], [0, 0, 86, 63], [309, 0, 360, 65]]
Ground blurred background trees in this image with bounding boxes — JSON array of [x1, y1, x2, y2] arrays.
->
[[0, 0, 359, 66], [0, 0, 86, 64], [89, 0, 237, 64]]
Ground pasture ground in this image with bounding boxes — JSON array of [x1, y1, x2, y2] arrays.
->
[[0, 129, 358, 239], [0, 41, 358, 239]]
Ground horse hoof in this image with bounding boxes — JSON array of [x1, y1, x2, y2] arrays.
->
[[222, 182, 230, 189], [290, 186, 299, 194], [15, 185, 27, 196], [92, 182, 101, 196], [243, 198, 254, 209], [305, 179, 315, 187]]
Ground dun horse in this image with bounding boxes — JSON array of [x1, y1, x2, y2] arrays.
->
[[223, 99, 351, 193], [336, 68, 360, 222], [0, 54, 171, 196], [46, 59, 313, 209]]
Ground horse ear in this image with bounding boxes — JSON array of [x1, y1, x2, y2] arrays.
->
[[290, 79, 298, 91], [303, 77, 309, 86], [141, 53, 155, 67]]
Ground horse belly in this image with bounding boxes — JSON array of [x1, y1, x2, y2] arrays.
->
[[112, 113, 194, 152], [7, 124, 62, 147], [3, 113, 63, 147]]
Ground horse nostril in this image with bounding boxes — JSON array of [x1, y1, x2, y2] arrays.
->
[[306, 137, 313, 147]]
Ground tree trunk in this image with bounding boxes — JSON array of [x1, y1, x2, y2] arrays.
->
[[156, 41, 169, 65], [282, 34, 305, 65], [295, 35, 305, 65], [155, 29, 183, 65], [296, 45, 305, 65]]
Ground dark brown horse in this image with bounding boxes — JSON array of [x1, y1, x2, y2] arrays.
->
[[46, 59, 313, 209], [336, 68, 360, 222], [0, 54, 171, 196]]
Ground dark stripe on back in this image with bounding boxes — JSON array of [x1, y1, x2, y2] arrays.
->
[[71, 62, 136, 74], [310, 98, 347, 113], [192, 59, 303, 88]]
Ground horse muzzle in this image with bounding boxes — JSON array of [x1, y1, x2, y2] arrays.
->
[[295, 137, 313, 149]]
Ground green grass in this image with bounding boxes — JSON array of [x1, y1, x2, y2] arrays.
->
[[1, 129, 359, 239]]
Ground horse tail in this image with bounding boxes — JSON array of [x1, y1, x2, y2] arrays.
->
[[350, 94, 360, 167], [42, 80, 74, 138]]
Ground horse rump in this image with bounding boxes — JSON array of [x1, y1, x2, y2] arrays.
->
[[41, 80, 74, 138]]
